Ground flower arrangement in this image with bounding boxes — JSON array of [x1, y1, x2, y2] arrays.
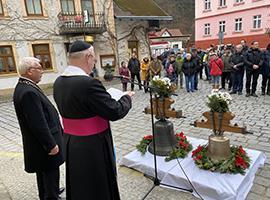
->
[[165, 132, 193, 162], [192, 145, 251, 174], [206, 90, 232, 113], [151, 76, 176, 97], [136, 131, 192, 162], [136, 135, 153, 154]]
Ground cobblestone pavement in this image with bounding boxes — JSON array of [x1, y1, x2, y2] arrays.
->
[[0, 79, 269, 200]]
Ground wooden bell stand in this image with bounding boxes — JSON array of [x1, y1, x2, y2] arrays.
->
[[193, 111, 252, 161], [144, 97, 183, 119]]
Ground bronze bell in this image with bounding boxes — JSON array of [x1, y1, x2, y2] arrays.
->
[[148, 119, 177, 156]]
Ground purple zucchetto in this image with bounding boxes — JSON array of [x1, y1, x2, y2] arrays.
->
[[69, 40, 91, 53]]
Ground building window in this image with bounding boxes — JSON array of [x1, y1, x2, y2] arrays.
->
[[235, 0, 243, 3], [219, 21, 226, 32], [32, 44, 52, 70], [204, 23, 210, 35], [0, 46, 16, 75], [253, 15, 261, 29], [81, 0, 95, 23], [25, 0, 43, 16], [219, 0, 226, 7], [235, 18, 242, 32], [60, 0, 75, 14], [0, 0, 3, 15], [204, 0, 211, 10]]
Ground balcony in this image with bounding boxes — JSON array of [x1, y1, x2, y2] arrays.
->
[[58, 11, 106, 35]]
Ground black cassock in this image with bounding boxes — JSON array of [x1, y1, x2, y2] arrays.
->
[[54, 75, 132, 200]]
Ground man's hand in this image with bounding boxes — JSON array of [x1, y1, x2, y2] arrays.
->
[[125, 91, 135, 97], [233, 65, 238, 69], [253, 64, 259, 69], [49, 145, 59, 155]]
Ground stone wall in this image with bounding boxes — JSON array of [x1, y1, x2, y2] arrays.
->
[[115, 20, 151, 66]]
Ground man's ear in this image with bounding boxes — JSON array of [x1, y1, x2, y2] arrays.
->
[[25, 68, 33, 76]]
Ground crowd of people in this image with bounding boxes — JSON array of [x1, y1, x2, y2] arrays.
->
[[120, 40, 270, 97]]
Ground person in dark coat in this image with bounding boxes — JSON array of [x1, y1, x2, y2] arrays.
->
[[261, 43, 270, 95], [13, 57, 64, 200], [240, 39, 249, 55], [229, 44, 245, 95], [197, 48, 205, 79], [221, 48, 233, 90], [128, 52, 142, 91], [53, 41, 134, 200], [191, 49, 202, 90], [182, 53, 197, 92], [244, 41, 264, 97]]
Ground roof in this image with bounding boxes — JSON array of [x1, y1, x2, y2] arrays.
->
[[149, 28, 184, 38], [114, 0, 172, 20]]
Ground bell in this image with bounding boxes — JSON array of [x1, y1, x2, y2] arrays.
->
[[148, 119, 177, 156], [208, 135, 231, 161]]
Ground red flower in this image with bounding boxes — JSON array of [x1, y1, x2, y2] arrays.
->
[[143, 135, 153, 140], [238, 146, 246, 156], [179, 141, 188, 150], [195, 154, 203, 161], [176, 132, 187, 141], [179, 132, 184, 138], [192, 145, 203, 157], [235, 156, 248, 169]]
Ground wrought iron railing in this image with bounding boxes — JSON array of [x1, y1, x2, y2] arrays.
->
[[57, 11, 106, 35]]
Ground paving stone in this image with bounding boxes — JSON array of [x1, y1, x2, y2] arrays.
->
[[266, 188, 270, 197], [254, 176, 270, 187], [260, 170, 270, 179], [250, 184, 266, 195]]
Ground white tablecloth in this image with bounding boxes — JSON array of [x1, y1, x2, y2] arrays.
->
[[120, 137, 266, 200]]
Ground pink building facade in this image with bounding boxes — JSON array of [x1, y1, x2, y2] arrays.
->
[[195, 0, 270, 49]]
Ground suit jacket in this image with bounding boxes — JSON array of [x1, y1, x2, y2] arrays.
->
[[13, 77, 64, 173]]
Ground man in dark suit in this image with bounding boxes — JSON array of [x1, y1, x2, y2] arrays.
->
[[128, 52, 142, 91], [13, 57, 64, 200]]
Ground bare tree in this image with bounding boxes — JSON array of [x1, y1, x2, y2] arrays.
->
[[101, 0, 151, 71]]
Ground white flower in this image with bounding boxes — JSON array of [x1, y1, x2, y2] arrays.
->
[[162, 77, 172, 86], [153, 76, 159, 81], [161, 79, 166, 84]]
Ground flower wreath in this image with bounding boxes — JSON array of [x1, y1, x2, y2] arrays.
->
[[136, 132, 192, 162], [192, 145, 251, 174]]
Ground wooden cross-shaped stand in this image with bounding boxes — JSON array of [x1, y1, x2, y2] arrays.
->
[[193, 111, 250, 134], [144, 97, 183, 119]]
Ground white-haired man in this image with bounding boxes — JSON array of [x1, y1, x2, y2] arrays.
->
[[13, 57, 64, 200], [53, 40, 134, 200]]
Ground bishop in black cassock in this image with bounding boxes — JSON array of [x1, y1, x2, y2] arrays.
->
[[53, 41, 133, 200]]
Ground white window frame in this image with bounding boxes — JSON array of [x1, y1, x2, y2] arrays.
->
[[219, 0, 226, 7], [235, 18, 242, 32], [204, 0, 211, 10], [204, 23, 211, 35], [219, 21, 226, 33], [253, 15, 261, 29]]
